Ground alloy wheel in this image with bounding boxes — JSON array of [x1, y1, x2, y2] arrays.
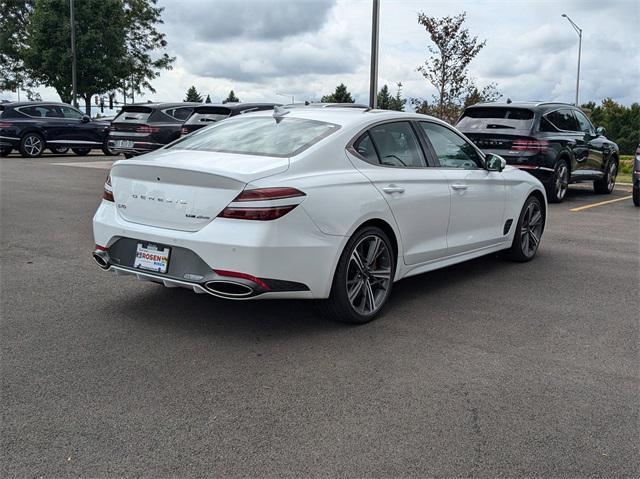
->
[[607, 162, 617, 191], [346, 234, 392, 315], [520, 201, 544, 258], [555, 163, 569, 200], [24, 135, 43, 157]]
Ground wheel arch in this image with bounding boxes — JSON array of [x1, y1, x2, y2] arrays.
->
[[353, 218, 399, 264]]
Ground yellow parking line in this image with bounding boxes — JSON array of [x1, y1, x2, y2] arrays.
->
[[570, 195, 632, 212]]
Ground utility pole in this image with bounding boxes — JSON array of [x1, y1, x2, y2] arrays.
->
[[70, 0, 78, 108], [562, 14, 582, 106], [369, 0, 380, 108]]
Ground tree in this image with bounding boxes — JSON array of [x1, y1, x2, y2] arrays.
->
[[223, 90, 240, 103], [184, 85, 203, 102], [414, 12, 490, 123], [462, 82, 502, 108], [377, 84, 392, 109], [3, 0, 174, 114], [205, 94, 212, 103], [321, 83, 354, 103], [582, 99, 640, 155], [389, 82, 406, 111]]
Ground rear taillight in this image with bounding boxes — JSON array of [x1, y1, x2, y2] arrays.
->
[[136, 124, 160, 134], [218, 187, 305, 221], [103, 175, 114, 202], [180, 127, 188, 136], [0, 121, 12, 128], [512, 139, 549, 151]]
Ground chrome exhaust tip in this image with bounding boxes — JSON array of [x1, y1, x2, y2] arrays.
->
[[204, 280, 254, 298], [92, 250, 110, 270]]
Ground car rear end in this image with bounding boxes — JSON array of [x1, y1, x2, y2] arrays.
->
[[457, 106, 555, 183], [108, 104, 195, 156], [633, 144, 640, 206], [180, 106, 231, 136], [0, 104, 21, 155], [93, 114, 346, 299]]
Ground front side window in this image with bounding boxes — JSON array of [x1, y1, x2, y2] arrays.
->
[[574, 110, 594, 134], [420, 122, 481, 169], [169, 116, 340, 157], [546, 109, 579, 131], [58, 106, 83, 119], [368, 121, 426, 167]]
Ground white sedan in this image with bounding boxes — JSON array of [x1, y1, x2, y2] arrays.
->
[[93, 106, 546, 323]]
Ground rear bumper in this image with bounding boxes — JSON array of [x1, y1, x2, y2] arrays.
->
[[107, 139, 164, 156], [92, 200, 346, 299], [0, 135, 20, 148], [512, 165, 556, 184]]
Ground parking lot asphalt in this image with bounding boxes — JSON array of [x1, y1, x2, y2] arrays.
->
[[1, 153, 638, 478]]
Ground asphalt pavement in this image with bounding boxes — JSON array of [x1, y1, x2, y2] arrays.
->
[[1, 153, 638, 478]]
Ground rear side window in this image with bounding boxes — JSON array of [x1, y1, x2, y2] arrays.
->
[[353, 133, 379, 164], [368, 122, 426, 168], [169, 116, 340, 157], [457, 107, 534, 131], [545, 109, 579, 131], [420, 122, 481, 169], [163, 107, 193, 121], [17, 105, 58, 118]]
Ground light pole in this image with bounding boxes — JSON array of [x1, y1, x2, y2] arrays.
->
[[369, 0, 380, 108], [70, 0, 78, 108], [562, 13, 582, 106]]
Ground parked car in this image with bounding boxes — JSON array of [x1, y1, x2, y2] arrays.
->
[[93, 106, 546, 324], [456, 102, 619, 202], [0, 101, 112, 158], [180, 103, 280, 135], [107, 102, 200, 157], [634, 144, 639, 207]]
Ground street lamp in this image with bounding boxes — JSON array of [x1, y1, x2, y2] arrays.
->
[[70, 0, 78, 108], [562, 13, 582, 106], [369, 0, 380, 108]]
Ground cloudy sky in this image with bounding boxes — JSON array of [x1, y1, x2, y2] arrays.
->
[[6, 0, 639, 110]]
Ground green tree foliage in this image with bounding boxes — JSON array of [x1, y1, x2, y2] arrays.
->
[[205, 94, 212, 103], [321, 83, 354, 103], [377, 82, 406, 111], [223, 90, 240, 103], [414, 12, 499, 123], [184, 85, 203, 102], [1, 0, 174, 114], [582, 99, 640, 155]]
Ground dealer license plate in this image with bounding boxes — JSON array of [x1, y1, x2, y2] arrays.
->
[[134, 243, 170, 273], [115, 140, 134, 149]]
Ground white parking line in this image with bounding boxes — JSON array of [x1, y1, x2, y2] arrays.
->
[[50, 161, 114, 169]]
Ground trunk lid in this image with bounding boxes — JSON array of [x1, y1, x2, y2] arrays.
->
[[110, 149, 289, 232]]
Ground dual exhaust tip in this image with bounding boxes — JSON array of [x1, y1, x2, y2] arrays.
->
[[92, 248, 257, 298]]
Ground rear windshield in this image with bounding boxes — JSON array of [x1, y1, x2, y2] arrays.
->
[[169, 116, 340, 157], [457, 107, 534, 130], [185, 107, 230, 125], [114, 107, 152, 123]]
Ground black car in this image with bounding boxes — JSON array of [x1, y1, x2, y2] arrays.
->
[[107, 102, 200, 157], [633, 144, 639, 207], [456, 102, 620, 202], [0, 101, 112, 158], [180, 103, 280, 135]]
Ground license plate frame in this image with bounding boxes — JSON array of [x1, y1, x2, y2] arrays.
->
[[134, 242, 171, 274], [115, 140, 134, 149]]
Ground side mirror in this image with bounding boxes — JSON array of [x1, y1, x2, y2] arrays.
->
[[485, 153, 506, 172], [596, 126, 606, 136], [81, 115, 90, 123]]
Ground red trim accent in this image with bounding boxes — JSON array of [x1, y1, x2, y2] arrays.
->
[[95, 244, 107, 251], [514, 165, 540, 170], [213, 269, 270, 290]]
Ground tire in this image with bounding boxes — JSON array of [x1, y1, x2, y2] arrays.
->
[[19, 133, 45, 158], [0, 147, 11, 157], [546, 158, 569, 203], [49, 146, 69, 154], [72, 147, 91, 156], [123, 153, 134, 159], [594, 159, 617, 194], [633, 182, 639, 207], [101, 141, 116, 156], [507, 195, 545, 262], [319, 226, 395, 324]]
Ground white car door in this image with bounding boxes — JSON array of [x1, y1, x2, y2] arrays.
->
[[346, 121, 451, 265], [418, 121, 506, 256]]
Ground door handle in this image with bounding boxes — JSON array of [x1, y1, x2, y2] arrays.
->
[[451, 183, 468, 191], [382, 185, 405, 194]]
